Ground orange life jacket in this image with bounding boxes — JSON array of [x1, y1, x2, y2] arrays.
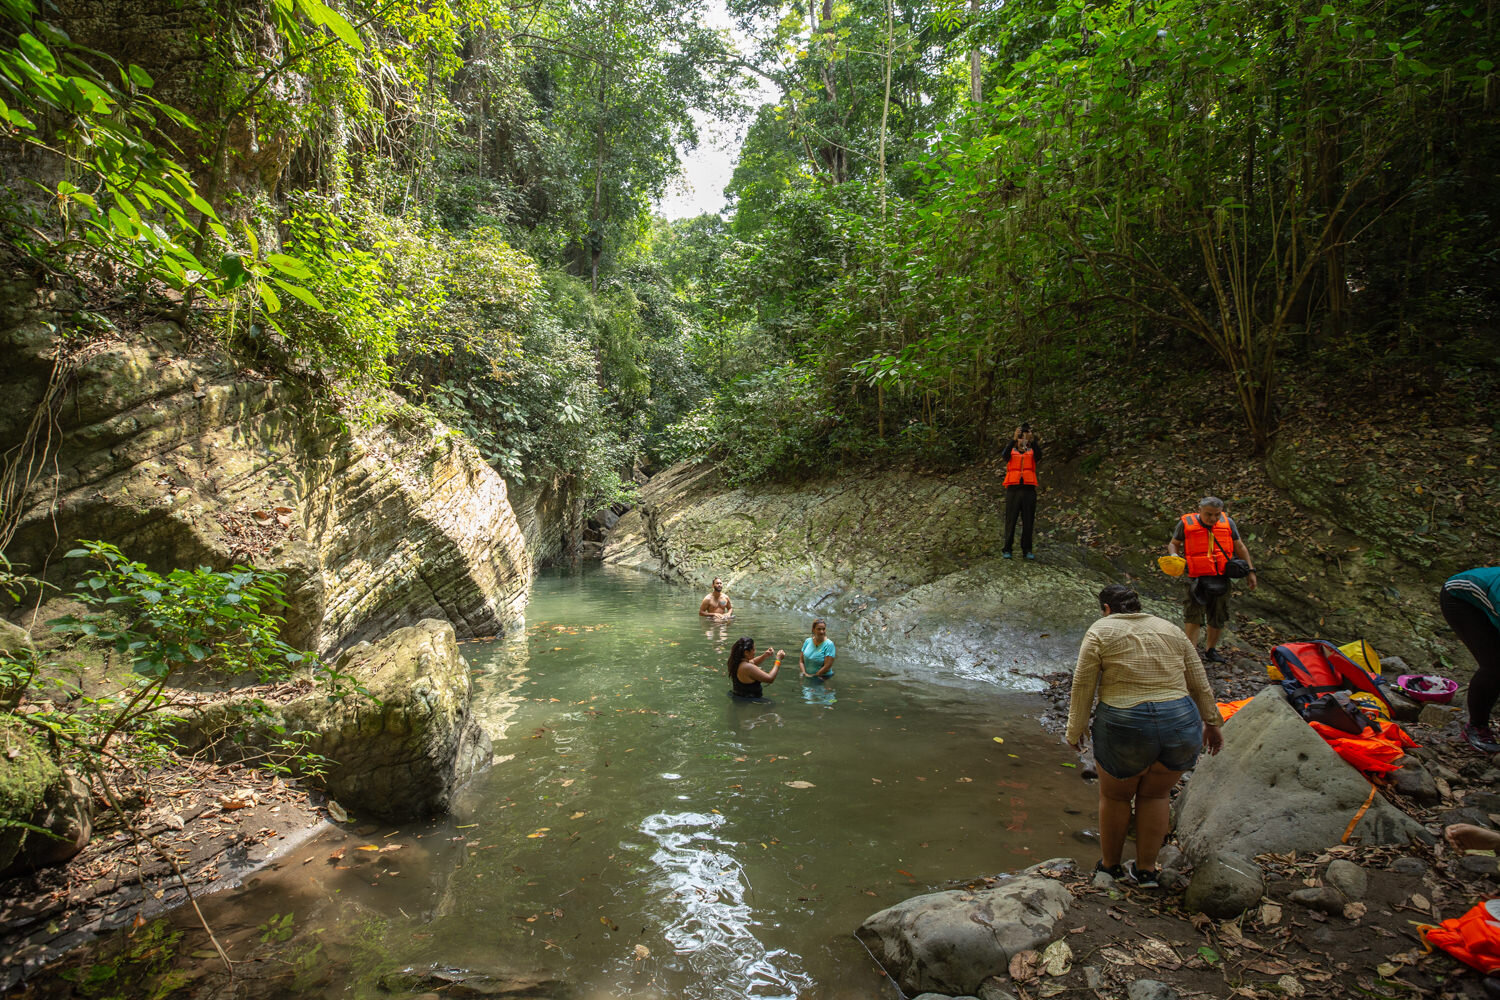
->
[[1004, 448, 1037, 487], [1307, 718, 1418, 776], [1423, 899, 1500, 973], [1180, 513, 1234, 578]]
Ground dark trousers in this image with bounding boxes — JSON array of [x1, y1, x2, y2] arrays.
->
[[1003, 485, 1037, 555], [1441, 588, 1500, 728]]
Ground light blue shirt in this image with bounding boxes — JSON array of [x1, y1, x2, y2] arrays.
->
[[802, 637, 836, 675]]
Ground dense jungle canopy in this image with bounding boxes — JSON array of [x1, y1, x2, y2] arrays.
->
[[2, 0, 1498, 507]]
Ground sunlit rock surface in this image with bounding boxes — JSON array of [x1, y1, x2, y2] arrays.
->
[[605, 461, 1128, 686]]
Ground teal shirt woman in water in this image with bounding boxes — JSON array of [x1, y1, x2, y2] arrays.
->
[[799, 618, 836, 680]]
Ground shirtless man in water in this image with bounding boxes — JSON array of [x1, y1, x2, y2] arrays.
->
[[699, 577, 733, 619]]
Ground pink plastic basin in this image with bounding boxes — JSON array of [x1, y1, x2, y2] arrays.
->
[[1396, 673, 1458, 704]]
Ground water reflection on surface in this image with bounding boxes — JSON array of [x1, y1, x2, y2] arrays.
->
[[180, 564, 1099, 999], [641, 809, 812, 1000]]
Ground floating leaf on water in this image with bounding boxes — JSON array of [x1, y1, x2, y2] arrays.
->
[[570, 811, 587, 820], [992, 737, 1005, 744], [634, 944, 650, 960], [527, 828, 550, 838], [356, 845, 381, 852], [601, 916, 619, 931], [783, 781, 816, 789], [328, 848, 345, 862]]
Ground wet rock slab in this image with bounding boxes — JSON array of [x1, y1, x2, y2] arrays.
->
[[856, 862, 1073, 997]]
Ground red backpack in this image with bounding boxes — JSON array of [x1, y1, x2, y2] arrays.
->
[[1271, 640, 1393, 713]]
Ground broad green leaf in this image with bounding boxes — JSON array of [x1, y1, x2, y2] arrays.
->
[[256, 282, 282, 313], [265, 252, 313, 279], [271, 277, 324, 310], [297, 0, 364, 52], [18, 34, 58, 74]]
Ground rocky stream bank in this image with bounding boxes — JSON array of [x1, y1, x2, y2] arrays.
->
[[599, 446, 1500, 999], [0, 285, 537, 988]]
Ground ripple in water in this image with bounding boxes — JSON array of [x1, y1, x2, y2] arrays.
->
[[639, 811, 813, 1000]]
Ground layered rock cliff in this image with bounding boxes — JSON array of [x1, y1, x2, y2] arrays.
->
[[604, 452, 1477, 685], [0, 281, 530, 653], [604, 462, 1118, 685]]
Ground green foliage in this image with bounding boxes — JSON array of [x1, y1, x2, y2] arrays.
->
[[0, 0, 324, 310], [712, 0, 1500, 469], [662, 362, 839, 484], [19, 541, 340, 783], [423, 271, 641, 514], [51, 541, 309, 684]]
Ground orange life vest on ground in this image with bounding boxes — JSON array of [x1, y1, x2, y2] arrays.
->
[[1005, 448, 1037, 487], [1423, 899, 1500, 973], [1180, 513, 1234, 578]]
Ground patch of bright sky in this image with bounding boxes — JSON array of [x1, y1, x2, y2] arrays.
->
[[655, 1, 780, 221]]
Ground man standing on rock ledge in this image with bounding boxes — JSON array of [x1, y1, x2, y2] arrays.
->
[[1001, 423, 1041, 560], [699, 577, 733, 620], [1166, 497, 1257, 663]]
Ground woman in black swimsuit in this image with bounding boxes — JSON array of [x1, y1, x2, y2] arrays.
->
[[729, 637, 784, 699]]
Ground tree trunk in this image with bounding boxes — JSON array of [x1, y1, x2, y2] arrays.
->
[[969, 0, 982, 103], [590, 70, 608, 295]]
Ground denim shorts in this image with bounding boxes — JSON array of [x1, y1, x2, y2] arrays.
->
[[1091, 696, 1204, 779]]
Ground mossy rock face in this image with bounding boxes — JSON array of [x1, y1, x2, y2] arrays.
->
[[0, 718, 91, 878], [175, 619, 490, 821], [285, 619, 491, 820]]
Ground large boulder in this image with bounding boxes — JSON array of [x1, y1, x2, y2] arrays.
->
[[285, 619, 491, 819], [0, 719, 92, 878], [0, 291, 531, 654], [179, 619, 489, 820], [856, 870, 1073, 997], [1174, 688, 1431, 864]]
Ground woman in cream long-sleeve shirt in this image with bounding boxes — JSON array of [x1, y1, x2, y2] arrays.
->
[[1066, 583, 1225, 887]]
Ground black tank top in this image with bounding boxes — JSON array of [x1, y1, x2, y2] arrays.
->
[[731, 664, 763, 699]]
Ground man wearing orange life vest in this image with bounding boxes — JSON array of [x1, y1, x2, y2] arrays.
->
[[1165, 497, 1257, 664], [1001, 423, 1041, 560]]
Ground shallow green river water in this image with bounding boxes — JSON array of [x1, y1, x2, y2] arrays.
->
[[187, 565, 1100, 998]]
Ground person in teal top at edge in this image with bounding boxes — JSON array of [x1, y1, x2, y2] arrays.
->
[[1441, 567, 1500, 753], [800, 618, 836, 682]]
